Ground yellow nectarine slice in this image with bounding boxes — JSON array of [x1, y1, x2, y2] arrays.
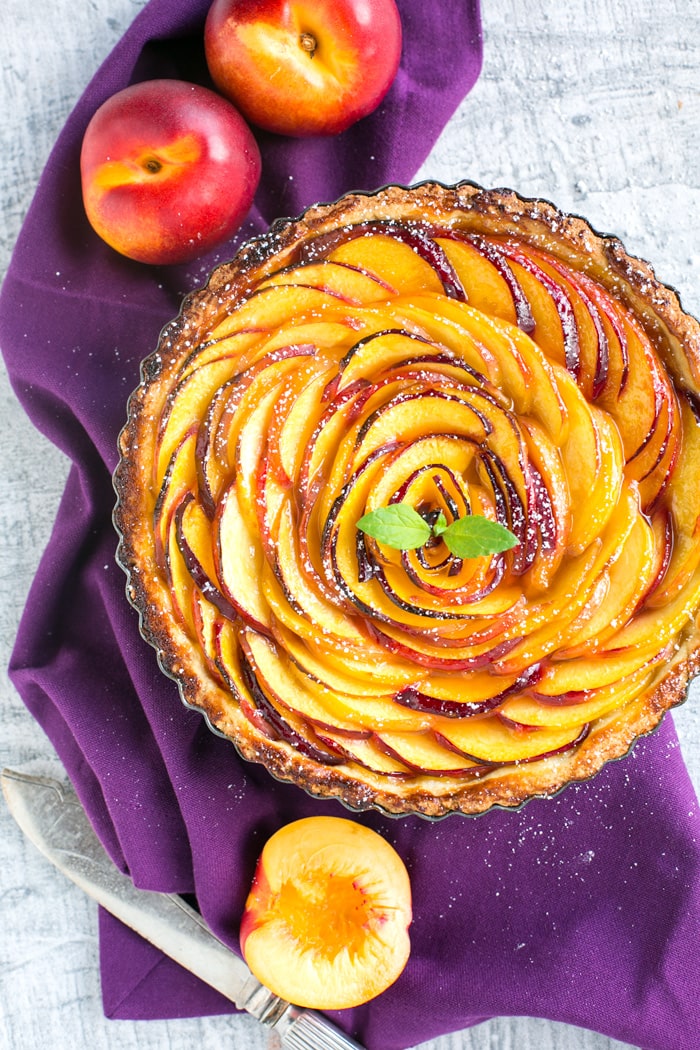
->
[[511, 243, 610, 403], [434, 714, 585, 763], [328, 232, 444, 296], [241, 629, 356, 729], [520, 419, 571, 589], [382, 298, 502, 379], [243, 628, 425, 734], [406, 296, 568, 443], [335, 328, 470, 394], [299, 389, 375, 511], [427, 301, 537, 413], [191, 590, 226, 683], [271, 372, 334, 484], [219, 353, 310, 481], [537, 644, 669, 694], [603, 316, 670, 461], [240, 817, 412, 1010], [556, 369, 625, 553], [156, 356, 237, 487], [496, 540, 602, 638], [275, 622, 418, 690], [493, 322, 568, 443], [598, 562, 700, 654], [317, 731, 415, 776], [177, 329, 264, 381], [365, 434, 475, 511], [353, 389, 491, 460], [257, 260, 395, 306], [255, 319, 360, 358], [273, 502, 367, 643], [570, 268, 631, 400], [436, 236, 519, 323], [498, 664, 655, 728], [377, 561, 523, 620], [406, 668, 522, 705], [153, 425, 198, 570], [555, 512, 658, 656], [231, 381, 287, 522], [647, 395, 700, 606], [376, 728, 487, 772], [505, 254, 567, 365], [209, 284, 361, 340], [215, 481, 272, 632], [164, 507, 197, 636]]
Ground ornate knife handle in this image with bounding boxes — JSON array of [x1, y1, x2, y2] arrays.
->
[[279, 1006, 367, 1050], [227, 960, 366, 1048]]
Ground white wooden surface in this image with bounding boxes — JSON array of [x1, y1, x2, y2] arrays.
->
[[1, 1, 699, 1048]]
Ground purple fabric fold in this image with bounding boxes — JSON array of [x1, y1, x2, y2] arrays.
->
[[3, 1, 700, 1047]]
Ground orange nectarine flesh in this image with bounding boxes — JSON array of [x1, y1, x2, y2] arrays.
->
[[240, 816, 411, 1009]]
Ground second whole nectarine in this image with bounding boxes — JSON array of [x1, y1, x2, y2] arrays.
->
[[204, 0, 403, 137], [80, 79, 261, 265], [240, 816, 412, 1009]]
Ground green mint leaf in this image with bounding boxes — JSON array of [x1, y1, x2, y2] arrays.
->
[[432, 511, 448, 536], [440, 516, 519, 558], [357, 504, 432, 550]]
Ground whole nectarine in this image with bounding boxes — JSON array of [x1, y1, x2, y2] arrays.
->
[[80, 79, 261, 265], [204, 0, 403, 137], [240, 816, 412, 1008]]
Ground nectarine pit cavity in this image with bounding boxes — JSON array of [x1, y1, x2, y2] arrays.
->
[[142, 156, 163, 175], [299, 32, 317, 58], [278, 867, 381, 957]]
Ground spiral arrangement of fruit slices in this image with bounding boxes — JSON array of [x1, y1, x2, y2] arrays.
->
[[149, 217, 700, 790]]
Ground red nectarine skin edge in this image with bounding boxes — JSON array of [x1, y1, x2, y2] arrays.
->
[[239, 855, 271, 950]]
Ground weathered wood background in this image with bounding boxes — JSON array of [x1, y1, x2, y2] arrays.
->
[[2, 0, 699, 1047]]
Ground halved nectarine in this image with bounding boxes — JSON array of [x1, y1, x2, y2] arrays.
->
[[240, 816, 412, 1009]]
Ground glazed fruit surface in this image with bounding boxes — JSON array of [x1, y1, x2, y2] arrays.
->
[[115, 182, 700, 816]]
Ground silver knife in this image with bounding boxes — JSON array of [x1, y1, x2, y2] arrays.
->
[[1, 767, 366, 1050]]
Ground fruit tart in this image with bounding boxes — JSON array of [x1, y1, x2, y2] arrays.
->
[[114, 181, 700, 817]]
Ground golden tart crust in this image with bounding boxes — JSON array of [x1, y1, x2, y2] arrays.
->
[[114, 182, 700, 817]]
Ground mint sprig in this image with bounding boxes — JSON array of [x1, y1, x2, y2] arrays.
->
[[356, 504, 432, 549], [436, 514, 519, 558], [357, 505, 518, 558]]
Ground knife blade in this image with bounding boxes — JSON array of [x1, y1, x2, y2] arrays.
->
[[2, 767, 366, 1050]]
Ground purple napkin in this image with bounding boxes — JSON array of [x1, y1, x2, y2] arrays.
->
[[2, 1, 700, 1047]]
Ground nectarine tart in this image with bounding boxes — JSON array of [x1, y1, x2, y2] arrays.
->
[[114, 182, 700, 817]]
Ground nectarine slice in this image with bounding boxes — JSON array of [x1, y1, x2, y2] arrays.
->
[[240, 816, 412, 1010], [328, 232, 444, 296], [178, 329, 263, 381], [215, 481, 272, 632], [436, 235, 519, 324], [316, 731, 415, 776], [434, 714, 585, 764], [498, 664, 655, 728], [164, 504, 197, 635], [156, 356, 238, 487], [275, 621, 417, 690], [153, 425, 198, 570], [209, 284, 360, 340], [257, 260, 395, 305]]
